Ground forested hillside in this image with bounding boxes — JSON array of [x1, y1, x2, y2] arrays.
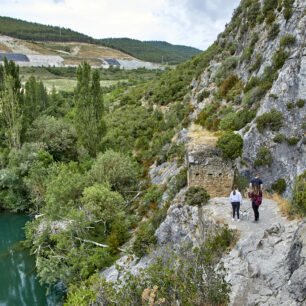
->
[[0, 16, 94, 43], [0, 16, 201, 64], [99, 38, 202, 64]]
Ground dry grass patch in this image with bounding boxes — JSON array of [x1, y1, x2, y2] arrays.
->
[[0, 42, 12, 52], [265, 192, 300, 220]]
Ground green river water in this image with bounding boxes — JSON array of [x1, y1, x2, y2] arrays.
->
[[0, 212, 63, 306]]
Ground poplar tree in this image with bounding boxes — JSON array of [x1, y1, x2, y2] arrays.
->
[[0, 58, 23, 149], [74, 62, 105, 156]]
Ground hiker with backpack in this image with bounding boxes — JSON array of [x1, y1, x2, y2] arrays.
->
[[229, 185, 242, 222], [248, 183, 262, 223]]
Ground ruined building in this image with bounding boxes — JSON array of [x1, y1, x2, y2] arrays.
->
[[187, 143, 235, 197]]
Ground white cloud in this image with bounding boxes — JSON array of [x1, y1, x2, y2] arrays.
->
[[0, 0, 240, 49]]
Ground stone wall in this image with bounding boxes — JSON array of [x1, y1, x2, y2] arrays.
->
[[187, 144, 234, 197]]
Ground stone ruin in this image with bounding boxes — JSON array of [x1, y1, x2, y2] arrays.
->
[[187, 143, 235, 198]]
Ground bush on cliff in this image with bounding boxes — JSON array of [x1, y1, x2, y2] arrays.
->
[[216, 132, 243, 160], [185, 187, 210, 206]]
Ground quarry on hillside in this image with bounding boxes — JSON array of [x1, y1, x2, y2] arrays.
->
[[0, 35, 164, 69]]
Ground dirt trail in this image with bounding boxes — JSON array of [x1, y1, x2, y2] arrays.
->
[[203, 197, 298, 238]]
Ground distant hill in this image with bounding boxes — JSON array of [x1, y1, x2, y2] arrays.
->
[[0, 16, 94, 43], [0, 16, 201, 64], [99, 38, 202, 64]]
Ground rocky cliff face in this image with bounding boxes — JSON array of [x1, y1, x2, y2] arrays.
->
[[190, 0, 305, 197]]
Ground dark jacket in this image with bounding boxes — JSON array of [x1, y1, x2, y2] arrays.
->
[[248, 191, 262, 206]]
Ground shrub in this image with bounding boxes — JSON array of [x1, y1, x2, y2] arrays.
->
[[254, 147, 273, 167], [26, 115, 78, 161], [291, 171, 306, 216], [271, 178, 287, 194], [216, 132, 244, 160], [167, 168, 188, 200], [195, 104, 217, 127], [297, 99, 305, 108], [283, 8, 293, 20], [268, 23, 280, 40], [286, 102, 295, 110], [240, 46, 254, 63], [249, 54, 262, 73], [132, 223, 157, 258], [272, 49, 289, 70], [242, 85, 268, 106], [185, 187, 210, 206], [263, 0, 278, 16], [256, 108, 283, 132], [197, 90, 210, 102], [266, 10, 276, 24], [220, 75, 239, 97], [244, 76, 260, 93], [280, 34, 296, 47], [273, 133, 285, 143], [233, 174, 248, 193], [286, 137, 300, 145], [218, 112, 243, 131], [214, 56, 238, 84], [89, 150, 138, 194]]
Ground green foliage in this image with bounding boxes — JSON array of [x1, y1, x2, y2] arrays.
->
[[256, 108, 283, 132], [291, 171, 306, 216], [26, 116, 77, 161], [280, 34, 296, 47], [297, 99, 305, 108], [233, 174, 248, 192], [74, 62, 105, 157], [196, 104, 217, 128], [99, 38, 202, 65], [218, 109, 254, 132], [197, 89, 210, 102], [263, 0, 278, 16], [220, 75, 239, 97], [0, 61, 23, 149], [249, 54, 262, 73], [132, 223, 157, 258], [214, 56, 238, 85], [242, 85, 269, 106], [166, 167, 188, 201], [272, 49, 289, 70], [273, 133, 285, 143], [283, 0, 294, 20], [271, 178, 287, 194], [68, 226, 235, 305], [286, 137, 300, 145], [89, 150, 138, 195], [150, 44, 216, 105], [286, 102, 295, 110], [216, 132, 243, 160], [254, 147, 273, 167], [43, 162, 87, 219], [283, 7, 293, 20], [266, 10, 276, 24], [138, 185, 163, 215], [185, 187, 210, 206], [0, 16, 94, 43], [268, 23, 280, 40], [244, 76, 260, 93]]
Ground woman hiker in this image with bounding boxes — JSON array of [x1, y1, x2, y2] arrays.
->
[[229, 185, 242, 222], [248, 183, 262, 223]]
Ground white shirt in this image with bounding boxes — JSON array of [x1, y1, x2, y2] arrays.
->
[[230, 190, 242, 204]]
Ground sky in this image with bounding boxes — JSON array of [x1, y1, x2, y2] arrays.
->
[[0, 0, 241, 50]]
